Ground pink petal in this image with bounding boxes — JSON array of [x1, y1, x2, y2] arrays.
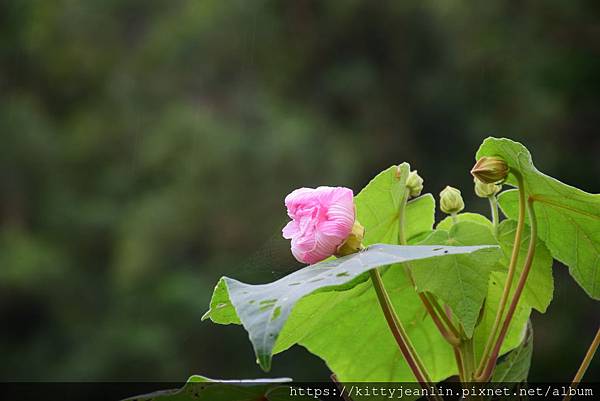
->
[[282, 221, 299, 239], [320, 203, 355, 238], [284, 187, 317, 218]]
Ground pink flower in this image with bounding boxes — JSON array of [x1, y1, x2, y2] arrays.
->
[[282, 186, 355, 265]]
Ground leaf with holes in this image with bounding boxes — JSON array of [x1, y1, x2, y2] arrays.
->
[[203, 244, 496, 372], [477, 137, 600, 299]]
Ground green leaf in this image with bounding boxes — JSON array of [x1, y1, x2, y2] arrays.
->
[[437, 212, 493, 231], [354, 164, 435, 245], [204, 243, 496, 372], [411, 221, 501, 337], [474, 271, 531, 361], [477, 137, 600, 299], [497, 220, 554, 313], [491, 321, 533, 383], [125, 376, 296, 401], [354, 164, 408, 246], [406, 194, 436, 242]]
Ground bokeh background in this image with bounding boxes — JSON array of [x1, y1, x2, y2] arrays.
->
[[1, 0, 598, 382]]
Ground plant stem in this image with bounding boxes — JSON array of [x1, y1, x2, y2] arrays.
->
[[488, 195, 499, 236], [386, 187, 441, 400], [369, 269, 441, 401], [451, 212, 458, 224], [429, 295, 454, 330], [477, 197, 537, 382], [420, 293, 461, 346], [427, 293, 461, 339], [398, 188, 409, 245], [453, 346, 466, 382], [331, 374, 355, 401], [563, 327, 600, 401], [476, 173, 526, 377], [460, 336, 476, 381]]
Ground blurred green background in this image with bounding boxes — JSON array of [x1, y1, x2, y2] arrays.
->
[[0, 0, 598, 382]]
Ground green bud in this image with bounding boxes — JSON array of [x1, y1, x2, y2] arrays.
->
[[439, 186, 464, 215], [335, 220, 365, 258], [406, 170, 424, 198], [474, 178, 501, 198], [471, 156, 509, 184]]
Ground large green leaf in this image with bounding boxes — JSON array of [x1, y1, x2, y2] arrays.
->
[[203, 244, 495, 372], [476, 137, 600, 299], [410, 221, 501, 337], [355, 163, 434, 245], [405, 194, 436, 243], [125, 376, 299, 401], [354, 163, 408, 246]]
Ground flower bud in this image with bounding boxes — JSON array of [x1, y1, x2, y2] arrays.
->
[[471, 156, 509, 184], [474, 178, 501, 198], [283, 186, 355, 264], [335, 220, 365, 257], [439, 186, 464, 215], [406, 170, 424, 198]]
